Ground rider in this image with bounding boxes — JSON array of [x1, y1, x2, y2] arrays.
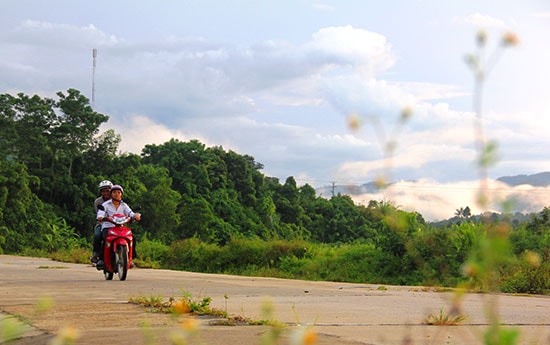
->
[[91, 180, 112, 263], [96, 184, 141, 268]]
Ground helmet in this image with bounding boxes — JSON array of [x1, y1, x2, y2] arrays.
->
[[110, 184, 124, 194], [98, 180, 113, 192]]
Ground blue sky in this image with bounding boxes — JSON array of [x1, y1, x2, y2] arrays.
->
[[2, 1, 549, 220]]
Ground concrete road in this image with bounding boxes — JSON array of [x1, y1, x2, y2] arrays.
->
[[1, 255, 548, 345]]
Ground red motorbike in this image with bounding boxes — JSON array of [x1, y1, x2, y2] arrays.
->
[[97, 213, 136, 281]]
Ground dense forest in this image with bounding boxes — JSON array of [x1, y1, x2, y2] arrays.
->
[[0, 89, 548, 294]]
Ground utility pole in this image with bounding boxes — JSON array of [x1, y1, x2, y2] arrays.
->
[[92, 48, 97, 109], [331, 181, 336, 197]]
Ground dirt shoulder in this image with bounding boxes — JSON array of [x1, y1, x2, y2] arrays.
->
[[1, 255, 548, 345]]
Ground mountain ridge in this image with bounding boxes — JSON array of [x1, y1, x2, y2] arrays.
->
[[496, 172, 550, 187]]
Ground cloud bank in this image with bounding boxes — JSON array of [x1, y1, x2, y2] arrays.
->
[[346, 179, 550, 221]]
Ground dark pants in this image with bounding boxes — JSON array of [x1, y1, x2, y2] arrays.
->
[[92, 224, 102, 256]]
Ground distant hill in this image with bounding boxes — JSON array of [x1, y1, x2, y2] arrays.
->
[[497, 172, 550, 187]]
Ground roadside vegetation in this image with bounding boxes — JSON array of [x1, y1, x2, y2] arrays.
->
[[0, 89, 548, 295]]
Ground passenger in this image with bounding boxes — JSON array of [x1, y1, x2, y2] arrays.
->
[[90, 180, 112, 263]]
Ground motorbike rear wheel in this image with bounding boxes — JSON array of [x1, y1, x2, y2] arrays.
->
[[116, 245, 128, 281]]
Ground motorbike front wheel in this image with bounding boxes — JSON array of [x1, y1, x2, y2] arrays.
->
[[104, 270, 114, 280], [116, 245, 128, 281]]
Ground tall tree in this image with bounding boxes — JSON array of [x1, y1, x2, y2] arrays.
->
[[53, 89, 109, 179]]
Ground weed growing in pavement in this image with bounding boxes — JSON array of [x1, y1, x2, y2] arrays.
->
[[130, 291, 317, 345], [129, 290, 283, 326], [424, 309, 467, 326], [128, 294, 170, 313]]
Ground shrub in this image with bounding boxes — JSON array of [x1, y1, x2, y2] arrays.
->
[[500, 253, 550, 294], [135, 234, 170, 269]]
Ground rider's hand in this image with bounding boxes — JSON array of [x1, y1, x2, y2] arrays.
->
[[133, 213, 141, 221]]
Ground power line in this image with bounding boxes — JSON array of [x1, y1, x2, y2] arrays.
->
[[294, 178, 549, 194]]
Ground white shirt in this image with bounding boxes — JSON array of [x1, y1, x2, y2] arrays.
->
[[96, 199, 135, 229]]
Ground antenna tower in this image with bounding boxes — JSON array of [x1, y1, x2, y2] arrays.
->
[[92, 48, 97, 109]]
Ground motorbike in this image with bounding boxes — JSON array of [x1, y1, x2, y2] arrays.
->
[[96, 213, 136, 281]]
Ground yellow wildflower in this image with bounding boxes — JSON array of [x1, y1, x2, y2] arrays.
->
[[502, 32, 519, 46]]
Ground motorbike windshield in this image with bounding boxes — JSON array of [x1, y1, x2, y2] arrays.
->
[[111, 214, 128, 225]]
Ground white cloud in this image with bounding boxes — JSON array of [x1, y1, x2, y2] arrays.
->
[[452, 13, 507, 29], [308, 25, 396, 77], [13, 20, 120, 48], [531, 11, 550, 18], [107, 114, 210, 154], [397, 82, 468, 102], [312, 3, 335, 12], [349, 179, 550, 221]]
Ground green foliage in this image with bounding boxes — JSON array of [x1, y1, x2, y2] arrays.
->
[[500, 252, 550, 295], [483, 325, 519, 345], [134, 234, 170, 268], [50, 247, 90, 264], [279, 242, 384, 282], [1, 88, 549, 296], [177, 290, 223, 316], [0, 161, 60, 252], [407, 227, 459, 286], [461, 220, 517, 292], [164, 238, 223, 272], [0, 315, 27, 343], [164, 237, 309, 275], [41, 217, 85, 253]]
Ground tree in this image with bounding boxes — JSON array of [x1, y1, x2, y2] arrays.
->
[[127, 164, 181, 243], [53, 89, 109, 178], [0, 161, 59, 253], [455, 206, 472, 219], [141, 139, 210, 196], [463, 206, 471, 218], [0, 90, 114, 235]]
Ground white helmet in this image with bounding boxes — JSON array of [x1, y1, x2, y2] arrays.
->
[[110, 184, 124, 195], [98, 180, 113, 192]]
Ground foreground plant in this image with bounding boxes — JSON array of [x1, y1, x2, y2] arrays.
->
[[462, 29, 520, 345], [0, 315, 27, 343], [130, 292, 318, 345], [0, 296, 80, 345], [129, 291, 282, 326]]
